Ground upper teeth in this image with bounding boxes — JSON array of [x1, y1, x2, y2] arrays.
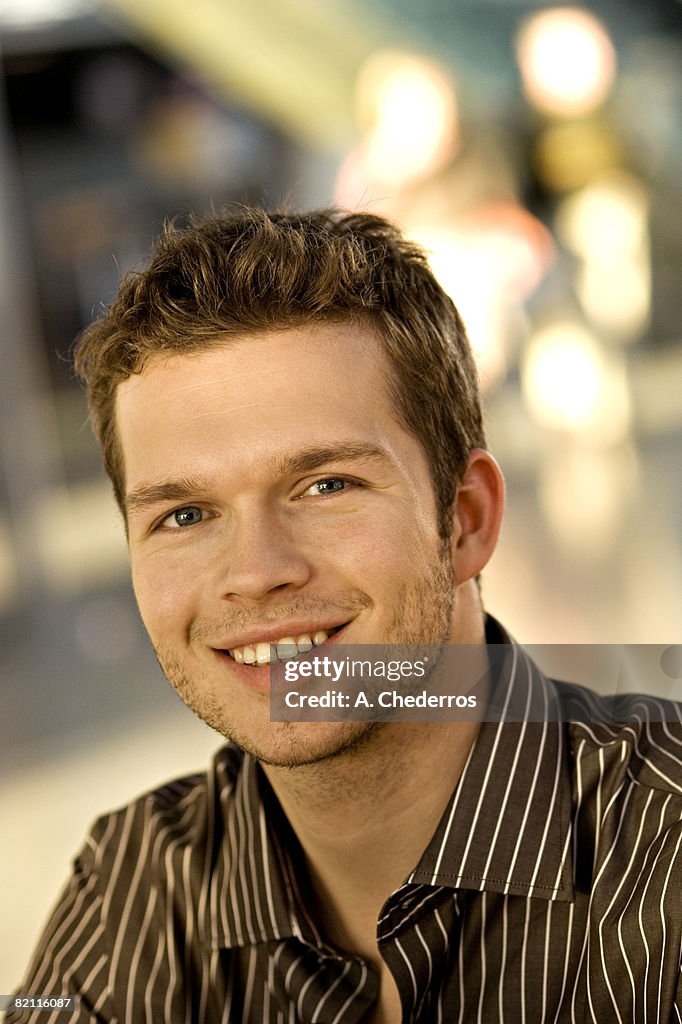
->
[[230, 631, 330, 665]]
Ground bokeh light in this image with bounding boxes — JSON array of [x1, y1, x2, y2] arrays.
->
[[533, 121, 622, 192], [522, 321, 631, 443], [352, 49, 458, 191], [409, 205, 552, 385], [516, 7, 617, 117], [416, 227, 507, 383], [575, 261, 650, 339], [557, 174, 648, 262], [539, 445, 637, 556], [557, 175, 650, 339]]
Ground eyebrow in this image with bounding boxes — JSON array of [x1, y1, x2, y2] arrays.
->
[[124, 441, 392, 517], [274, 442, 390, 477], [125, 477, 208, 517]]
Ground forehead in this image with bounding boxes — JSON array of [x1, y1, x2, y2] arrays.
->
[[114, 321, 405, 492]]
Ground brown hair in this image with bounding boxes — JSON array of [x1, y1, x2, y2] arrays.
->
[[74, 207, 486, 538]]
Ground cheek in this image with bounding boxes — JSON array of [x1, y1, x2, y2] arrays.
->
[[131, 555, 201, 641], [326, 511, 436, 586], [316, 515, 391, 573]]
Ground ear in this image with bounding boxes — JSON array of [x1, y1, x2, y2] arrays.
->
[[449, 449, 505, 583]]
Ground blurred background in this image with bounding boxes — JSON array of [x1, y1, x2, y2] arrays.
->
[[1, 0, 680, 991]]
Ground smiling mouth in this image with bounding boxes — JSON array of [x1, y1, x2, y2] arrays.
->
[[227, 626, 346, 666]]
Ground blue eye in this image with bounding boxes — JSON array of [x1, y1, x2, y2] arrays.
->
[[166, 506, 203, 528], [303, 478, 349, 497], [316, 479, 347, 495]]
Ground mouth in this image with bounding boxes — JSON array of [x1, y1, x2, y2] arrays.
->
[[224, 624, 348, 666]]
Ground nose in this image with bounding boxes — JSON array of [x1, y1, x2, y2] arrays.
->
[[217, 506, 313, 604]]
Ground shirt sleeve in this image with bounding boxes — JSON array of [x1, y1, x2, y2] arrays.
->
[[3, 843, 117, 1024]]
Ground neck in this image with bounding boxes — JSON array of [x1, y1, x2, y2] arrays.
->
[[263, 719, 482, 961], [262, 593, 488, 962]]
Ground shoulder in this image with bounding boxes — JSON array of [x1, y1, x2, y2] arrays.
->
[[553, 678, 682, 797], [553, 681, 682, 922], [81, 742, 244, 886]]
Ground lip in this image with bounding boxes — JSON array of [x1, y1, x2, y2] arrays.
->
[[211, 619, 352, 653], [209, 621, 352, 695]]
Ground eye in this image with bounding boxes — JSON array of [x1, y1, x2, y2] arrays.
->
[[160, 505, 204, 529], [301, 477, 355, 497]]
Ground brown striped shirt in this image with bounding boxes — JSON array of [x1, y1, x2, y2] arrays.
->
[[7, 622, 682, 1023]]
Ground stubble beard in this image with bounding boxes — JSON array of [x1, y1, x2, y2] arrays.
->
[[154, 544, 456, 768]]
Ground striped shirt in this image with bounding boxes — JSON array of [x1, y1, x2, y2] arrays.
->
[[7, 622, 682, 1023]]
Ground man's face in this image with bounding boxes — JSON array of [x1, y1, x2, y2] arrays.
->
[[118, 321, 463, 766]]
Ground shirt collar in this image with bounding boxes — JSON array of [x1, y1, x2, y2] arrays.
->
[[204, 748, 323, 949], [205, 618, 575, 949]]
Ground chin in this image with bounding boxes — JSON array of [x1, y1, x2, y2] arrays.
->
[[206, 711, 379, 769], [157, 646, 382, 768]]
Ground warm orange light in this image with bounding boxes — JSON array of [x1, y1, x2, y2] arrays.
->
[[354, 50, 458, 190], [516, 7, 616, 117], [533, 121, 621, 191], [556, 175, 650, 339], [408, 226, 506, 384], [407, 205, 552, 385], [522, 322, 630, 443], [557, 175, 647, 261], [460, 202, 555, 301]]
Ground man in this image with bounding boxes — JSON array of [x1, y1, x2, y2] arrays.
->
[[8, 209, 682, 1023]]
